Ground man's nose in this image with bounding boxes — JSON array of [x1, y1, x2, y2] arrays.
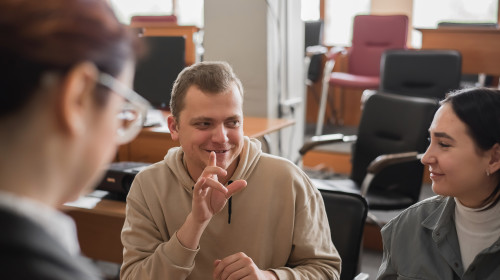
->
[[212, 124, 228, 143]]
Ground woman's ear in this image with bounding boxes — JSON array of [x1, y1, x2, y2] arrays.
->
[[57, 62, 99, 136], [488, 143, 500, 174], [167, 115, 179, 141]]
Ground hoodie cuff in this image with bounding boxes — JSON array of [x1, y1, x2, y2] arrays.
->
[[163, 231, 199, 267]]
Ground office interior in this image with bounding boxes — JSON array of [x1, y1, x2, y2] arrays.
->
[[65, 0, 500, 279]]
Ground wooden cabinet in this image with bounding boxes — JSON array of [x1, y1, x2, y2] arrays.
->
[[418, 27, 500, 76]]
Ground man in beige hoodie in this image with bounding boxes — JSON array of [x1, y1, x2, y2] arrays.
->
[[121, 61, 341, 280]]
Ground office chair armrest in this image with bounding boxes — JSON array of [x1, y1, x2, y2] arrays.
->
[[354, 272, 370, 280], [326, 46, 348, 61], [314, 46, 349, 136], [306, 45, 328, 57], [361, 89, 378, 110], [299, 134, 357, 156], [360, 152, 422, 196], [367, 152, 421, 174]]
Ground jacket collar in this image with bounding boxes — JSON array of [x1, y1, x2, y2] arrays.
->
[[421, 196, 456, 243]]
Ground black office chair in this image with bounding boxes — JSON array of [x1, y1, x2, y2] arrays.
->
[[300, 92, 439, 213], [360, 49, 461, 109], [320, 189, 368, 280], [304, 20, 325, 84], [378, 49, 462, 100]]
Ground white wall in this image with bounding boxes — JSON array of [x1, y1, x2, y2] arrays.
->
[[204, 0, 304, 161], [371, 0, 413, 47], [204, 0, 269, 116]]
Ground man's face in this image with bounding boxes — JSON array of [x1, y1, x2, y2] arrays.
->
[[168, 84, 244, 180]]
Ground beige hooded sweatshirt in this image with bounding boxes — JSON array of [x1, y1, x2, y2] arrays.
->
[[121, 137, 341, 279]]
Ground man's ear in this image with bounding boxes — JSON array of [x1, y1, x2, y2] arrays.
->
[[167, 115, 179, 141], [57, 62, 99, 136], [488, 143, 500, 174]]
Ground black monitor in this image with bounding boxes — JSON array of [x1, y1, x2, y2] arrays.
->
[[133, 36, 186, 109]]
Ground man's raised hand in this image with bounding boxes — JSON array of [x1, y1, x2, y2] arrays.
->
[[191, 152, 246, 223]]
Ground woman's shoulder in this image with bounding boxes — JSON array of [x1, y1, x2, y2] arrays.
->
[[385, 195, 448, 228]]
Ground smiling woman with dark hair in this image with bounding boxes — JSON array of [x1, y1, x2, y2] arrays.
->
[[377, 87, 500, 280], [0, 0, 150, 278]]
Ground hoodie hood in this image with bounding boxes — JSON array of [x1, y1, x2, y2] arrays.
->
[[164, 136, 262, 193]]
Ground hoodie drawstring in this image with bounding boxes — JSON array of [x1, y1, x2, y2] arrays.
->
[[192, 181, 233, 224], [227, 180, 233, 224]]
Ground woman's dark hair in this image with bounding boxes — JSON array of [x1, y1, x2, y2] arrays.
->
[[441, 87, 500, 209], [0, 0, 138, 117]]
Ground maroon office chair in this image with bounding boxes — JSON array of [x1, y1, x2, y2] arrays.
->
[[316, 14, 408, 135]]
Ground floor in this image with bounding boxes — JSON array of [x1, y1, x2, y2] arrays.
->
[[360, 249, 383, 278]]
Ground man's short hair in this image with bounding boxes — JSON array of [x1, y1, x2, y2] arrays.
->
[[169, 61, 244, 120]]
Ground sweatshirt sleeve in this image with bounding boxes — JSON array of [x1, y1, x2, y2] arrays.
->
[[120, 179, 198, 280], [270, 182, 342, 279]]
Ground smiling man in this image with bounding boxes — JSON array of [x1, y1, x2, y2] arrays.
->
[[120, 61, 340, 280]]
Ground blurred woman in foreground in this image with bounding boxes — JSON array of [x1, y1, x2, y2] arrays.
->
[[0, 0, 150, 278]]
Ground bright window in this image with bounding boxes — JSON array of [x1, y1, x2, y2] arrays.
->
[[176, 0, 204, 27], [412, 0, 498, 47], [109, 0, 204, 27], [301, 0, 320, 21], [323, 0, 371, 46], [108, 0, 173, 24]]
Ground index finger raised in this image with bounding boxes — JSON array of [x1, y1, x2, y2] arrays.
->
[[208, 151, 216, 167]]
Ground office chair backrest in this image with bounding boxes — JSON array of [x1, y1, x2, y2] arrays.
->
[[350, 93, 439, 206], [304, 20, 324, 50], [305, 20, 324, 83], [320, 190, 368, 280], [349, 15, 408, 77], [380, 49, 462, 100]]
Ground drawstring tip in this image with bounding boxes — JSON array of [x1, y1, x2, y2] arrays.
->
[[228, 197, 232, 224]]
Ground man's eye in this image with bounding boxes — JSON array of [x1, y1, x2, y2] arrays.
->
[[195, 122, 211, 128], [226, 120, 240, 128]]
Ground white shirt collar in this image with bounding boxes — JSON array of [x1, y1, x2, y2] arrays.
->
[[0, 190, 80, 256], [454, 197, 500, 269], [454, 197, 500, 225]]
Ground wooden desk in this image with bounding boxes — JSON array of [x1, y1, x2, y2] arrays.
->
[[417, 27, 500, 76], [118, 113, 296, 163], [62, 198, 125, 264], [64, 116, 294, 263]]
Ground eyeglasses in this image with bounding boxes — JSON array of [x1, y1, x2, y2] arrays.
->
[[97, 72, 152, 145]]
